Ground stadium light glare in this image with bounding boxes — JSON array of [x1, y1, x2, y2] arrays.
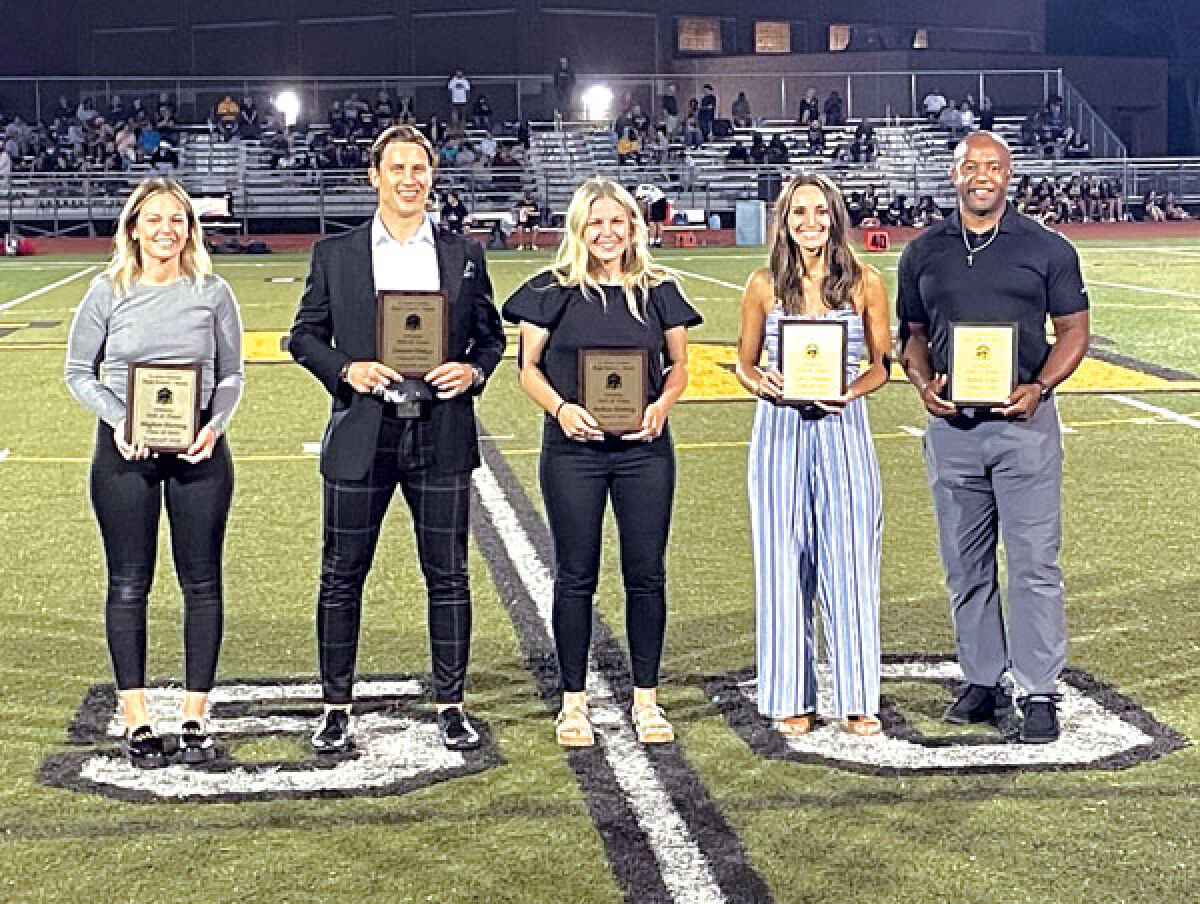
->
[[275, 90, 301, 128], [582, 84, 614, 122]]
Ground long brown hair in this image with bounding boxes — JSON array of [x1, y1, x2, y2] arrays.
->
[[768, 173, 861, 314]]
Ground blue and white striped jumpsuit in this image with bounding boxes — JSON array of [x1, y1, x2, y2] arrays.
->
[[749, 306, 882, 719]]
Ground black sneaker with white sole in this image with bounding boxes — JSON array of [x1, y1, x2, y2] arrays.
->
[[179, 720, 217, 764], [124, 724, 168, 769], [311, 709, 354, 754], [437, 707, 481, 751]]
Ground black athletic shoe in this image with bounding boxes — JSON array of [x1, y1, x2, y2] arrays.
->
[[179, 720, 217, 765], [1019, 696, 1061, 744], [311, 709, 353, 754], [943, 683, 1012, 725], [124, 724, 168, 769], [437, 707, 481, 751]]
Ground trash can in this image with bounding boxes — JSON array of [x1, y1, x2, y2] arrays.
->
[[735, 200, 766, 246]]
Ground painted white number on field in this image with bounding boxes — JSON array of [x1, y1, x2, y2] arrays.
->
[[42, 680, 494, 802]]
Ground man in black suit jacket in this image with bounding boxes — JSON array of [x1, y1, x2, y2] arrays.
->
[[289, 125, 505, 753]]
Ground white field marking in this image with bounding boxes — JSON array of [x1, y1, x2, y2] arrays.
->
[[898, 425, 925, 437], [0, 265, 97, 312], [302, 441, 321, 454], [478, 434, 514, 441], [0, 448, 9, 462], [1088, 279, 1200, 301], [1061, 424, 1078, 434], [1104, 394, 1200, 429], [84, 680, 464, 798], [739, 662, 1154, 770], [673, 268, 743, 292], [472, 462, 726, 904]]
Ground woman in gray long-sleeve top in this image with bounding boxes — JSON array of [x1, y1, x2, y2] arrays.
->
[[65, 177, 244, 769]]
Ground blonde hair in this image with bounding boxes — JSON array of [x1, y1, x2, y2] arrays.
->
[[106, 177, 212, 297], [545, 178, 677, 321]]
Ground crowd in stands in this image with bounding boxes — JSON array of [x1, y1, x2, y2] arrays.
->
[[0, 93, 181, 178]]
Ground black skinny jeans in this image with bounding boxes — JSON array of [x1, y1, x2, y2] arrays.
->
[[89, 420, 233, 691], [539, 429, 676, 693]]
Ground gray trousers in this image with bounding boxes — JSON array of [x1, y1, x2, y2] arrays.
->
[[923, 399, 1066, 695]]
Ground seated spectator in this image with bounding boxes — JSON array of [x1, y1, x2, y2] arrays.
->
[[766, 133, 789, 165], [459, 141, 479, 167], [1064, 128, 1091, 159], [957, 101, 975, 133], [438, 140, 460, 167], [77, 97, 99, 126], [922, 89, 947, 121], [823, 90, 845, 127], [138, 123, 162, 156], [150, 140, 178, 173], [114, 124, 137, 167], [130, 97, 148, 125], [54, 95, 73, 124], [747, 132, 767, 165], [850, 119, 876, 163], [1065, 174, 1085, 221], [472, 94, 493, 131], [491, 145, 522, 190], [214, 95, 240, 141], [616, 127, 641, 164], [914, 195, 944, 227], [1098, 177, 1125, 222], [375, 90, 394, 119], [646, 126, 670, 165], [725, 139, 749, 164], [107, 95, 127, 126], [859, 184, 883, 227], [1163, 191, 1192, 221], [885, 194, 912, 227], [440, 190, 471, 234], [1019, 111, 1041, 147], [1143, 190, 1166, 222], [937, 101, 961, 131], [731, 92, 752, 128], [807, 117, 825, 154], [797, 87, 819, 125], [1042, 98, 1066, 140], [630, 104, 650, 137], [0, 144, 11, 184], [683, 114, 703, 149], [446, 111, 467, 140], [478, 131, 498, 164]]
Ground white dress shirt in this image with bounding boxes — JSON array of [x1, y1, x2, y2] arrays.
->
[[371, 211, 440, 292]]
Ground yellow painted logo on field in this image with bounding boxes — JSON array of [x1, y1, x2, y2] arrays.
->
[[250, 330, 1200, 393], [679, 341, 1200, 400], [245, 331, 291, 363]]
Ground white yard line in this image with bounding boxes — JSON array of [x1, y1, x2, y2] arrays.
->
[[672, 268, 744, 292], [0, 266, 97, 312], [0, 448, 9, 463], [1104, 394, 1200, 429], [1088, 279, 1200, 301], [472, 461, 727, 904], [898, 425, 925, 437]]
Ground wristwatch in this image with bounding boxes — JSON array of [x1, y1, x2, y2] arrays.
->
[[470, 364, 486, 388], [1034, 378, 1052, 400]]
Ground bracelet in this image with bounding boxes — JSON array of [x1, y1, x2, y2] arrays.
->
[[554, 400, 567, 419]]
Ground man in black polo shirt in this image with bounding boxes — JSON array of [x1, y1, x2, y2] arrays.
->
[[897, 131, 1090, 743]]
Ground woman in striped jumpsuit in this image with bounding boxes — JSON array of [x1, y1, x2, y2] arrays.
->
[[735, 173, 892, 736]]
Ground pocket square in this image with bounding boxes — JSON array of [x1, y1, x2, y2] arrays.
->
[[463, 261, 477, 279]]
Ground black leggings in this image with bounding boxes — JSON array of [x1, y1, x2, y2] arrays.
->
[[539, 432, 675, 693], [89, 421, 233, 692]]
